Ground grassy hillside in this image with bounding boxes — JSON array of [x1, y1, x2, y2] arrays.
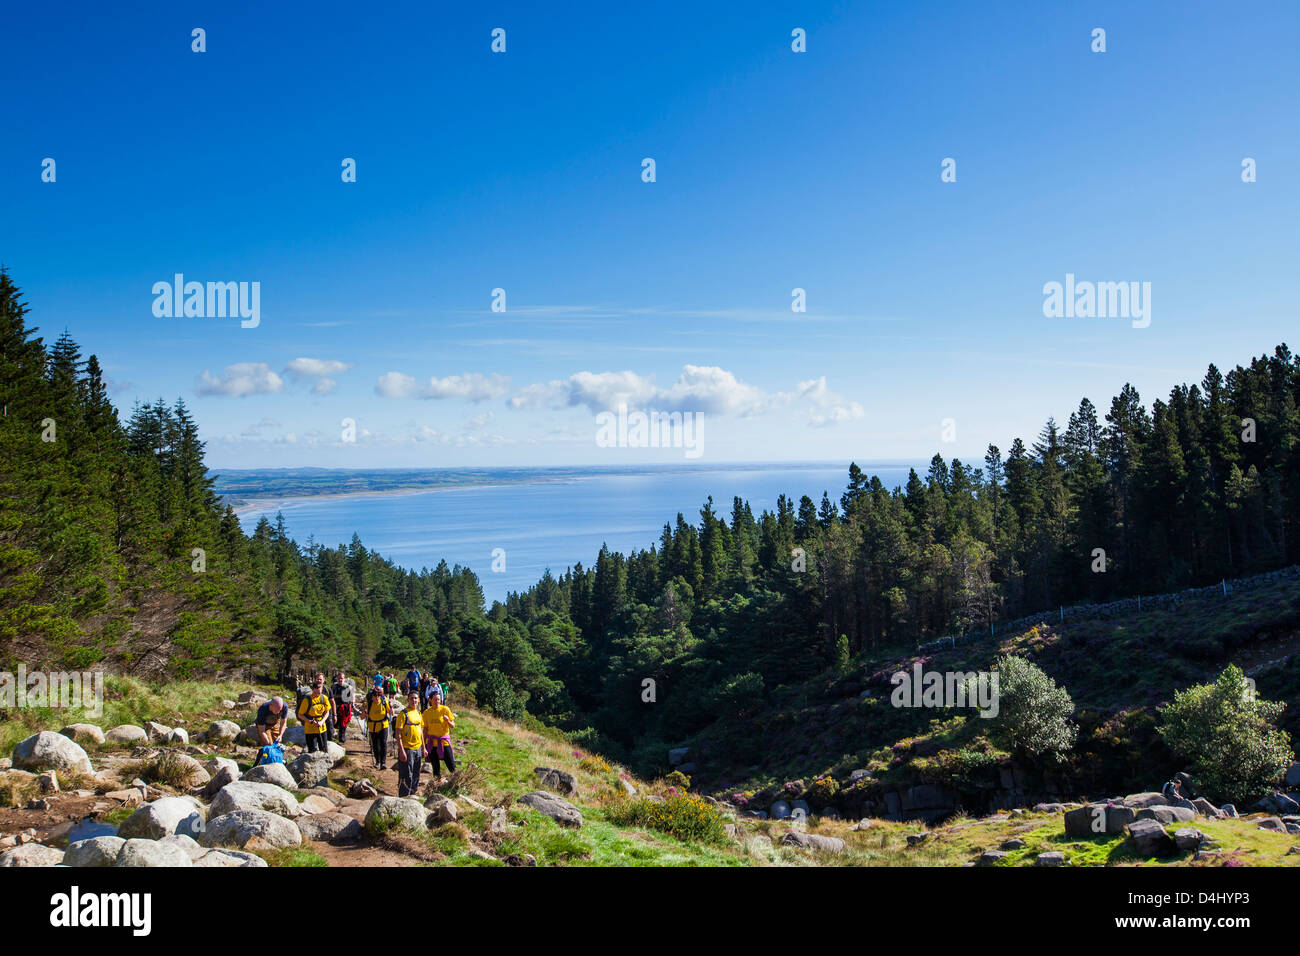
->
[[674, 571, 1300, 812]]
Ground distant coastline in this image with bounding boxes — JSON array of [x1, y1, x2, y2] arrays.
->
[[213, 460, 898, 511]]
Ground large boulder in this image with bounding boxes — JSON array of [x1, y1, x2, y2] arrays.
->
[[157, 834, 206, 861], [237, 690, 269, 707], [1256, 792, 1300, 815], [12, 731, 93, 776], [115, 838, 193, 867], [1173, 828, 1205, 852], [288, 752, 334, 789], [1136, 806, 1196, 825], [1285, 763, 1300, 789], [201, 763, 240, 799], [364, 796, 431, 834], [194, 848, 268, 867], [60, 724, 106, 746], [210, 781, 302, 819], [200, 809, 302, 850], [297, 813, 363, 844], [117, 796, 207, 839], [534, 767, 578, 797], [1128, 819, 1176, 857], [64, 836, 126, 867], [1064, 803, 1134, 838], [1122, 792, 1172, 809], [166, 728, 190, 746], [282, 725, 308, 746], [1191, 797, 1224, 819], [144, 721, 173, 743], [0, 843, 65, 867], [207, 720, 243, 744], [779, 831, 846, 853], [326, 741, 346, 762], [243, 762, 298, 790], [104, 725, 149, 746], [770, 800, 792, 820], [204, 756, 239, 778], [519, 791, 583, 828], [151, 752, 210, 788]]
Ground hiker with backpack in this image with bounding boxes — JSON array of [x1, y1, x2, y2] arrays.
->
[[331, 671, 355, 743], [422, 685, 457, 784], [393, 690, 425, 797], [255, 697, 289, 747], [364, 675, 393, 770], [297, 673, 333, 754]]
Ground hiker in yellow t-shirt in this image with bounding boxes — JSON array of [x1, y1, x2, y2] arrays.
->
[[393, 690, 425, 797], [297, 673, 332, 754], [422, 687, 457, 784], [364, 674, 393, 770]]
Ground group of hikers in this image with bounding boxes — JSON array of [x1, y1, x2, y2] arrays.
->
[[252, 668, 456, 798]]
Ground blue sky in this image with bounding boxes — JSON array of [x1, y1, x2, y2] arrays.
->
[[4, 1, 1298, 469]]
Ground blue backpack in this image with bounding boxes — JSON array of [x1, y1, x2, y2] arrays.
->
[[254, 743, 284, 767]]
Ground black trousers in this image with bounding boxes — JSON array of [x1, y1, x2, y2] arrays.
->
[[397, 751, 422, 797], [306, 732, 328, 753], [369, 729, 388, 767], [427, 741, 456, 776]]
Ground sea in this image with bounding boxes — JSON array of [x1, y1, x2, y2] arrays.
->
[[233, 462, 920, 604]]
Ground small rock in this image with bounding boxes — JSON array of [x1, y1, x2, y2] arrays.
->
[[425, 793, 459, 823], [349, 779, 378, 799], [999, 838, 1026, 850], [1035, 851, 1066, 867]]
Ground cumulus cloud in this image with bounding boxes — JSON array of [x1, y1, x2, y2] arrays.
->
[[285, 357, 352, 378], [510, 365, 768, 416], [376, 371, 416, 398], [376, 371, 509, 401], [799, 376, 865, 427], [283, 357, 353, 395], [196, 363, 284, 397]]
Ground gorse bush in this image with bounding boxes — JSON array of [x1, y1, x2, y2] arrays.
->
[[605, 793, 729, 845], [988, 654, 1077, 760], [1158, 664, 1294, 805]]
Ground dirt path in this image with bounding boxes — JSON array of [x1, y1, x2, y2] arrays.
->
[[305, 724, 453, 867]]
